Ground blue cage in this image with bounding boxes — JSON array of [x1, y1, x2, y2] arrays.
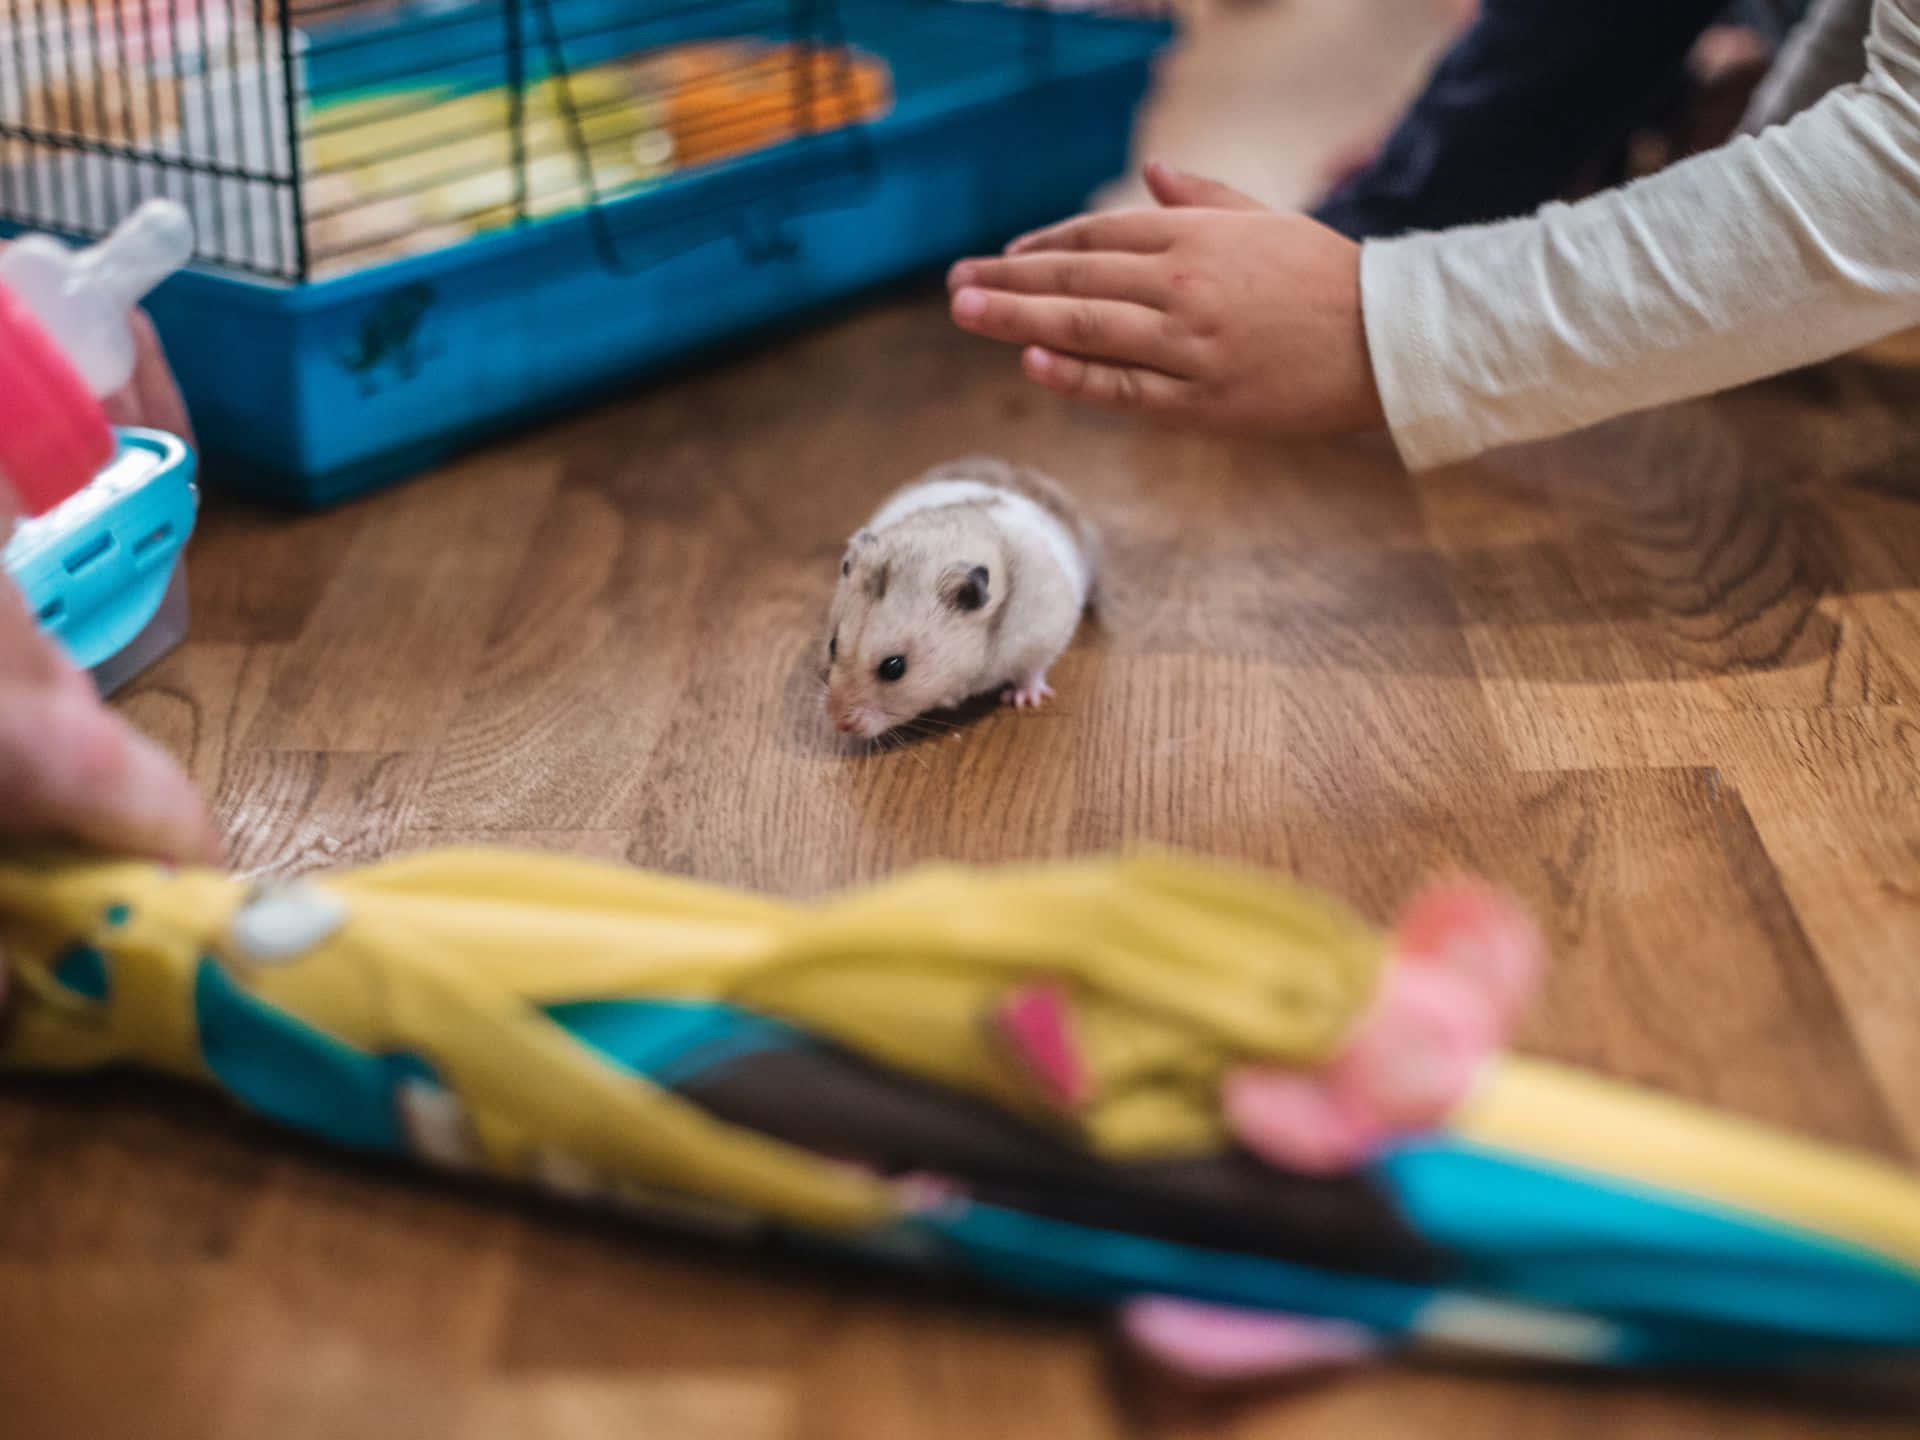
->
[[0, 0, 1171, 506]]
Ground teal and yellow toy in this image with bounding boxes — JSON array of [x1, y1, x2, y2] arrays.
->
[[1, 847, 1916, 1384]]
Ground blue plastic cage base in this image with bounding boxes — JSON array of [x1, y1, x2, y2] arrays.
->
[[190, 261, 953, 509], [138, 2, 1171, 509]]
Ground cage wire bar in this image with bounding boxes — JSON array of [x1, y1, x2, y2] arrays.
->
[[0, 0, 302, 275], [0, 0, 1160, 285], [0, 0, 875, 280]]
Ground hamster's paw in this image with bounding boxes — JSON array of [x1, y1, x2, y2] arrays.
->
[[1001, 673, 1056, 710]]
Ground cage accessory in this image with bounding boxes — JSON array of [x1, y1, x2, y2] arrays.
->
[[0, 199, 194, 517]]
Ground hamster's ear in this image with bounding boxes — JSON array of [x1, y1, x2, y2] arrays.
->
[[842, 531, 876, 578], [942, 563, 990, 613]]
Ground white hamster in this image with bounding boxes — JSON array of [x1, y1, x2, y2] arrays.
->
[[823, 456, 1097, 739]]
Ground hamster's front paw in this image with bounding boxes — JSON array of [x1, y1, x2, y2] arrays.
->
[[1001, 673, 1056, 710]]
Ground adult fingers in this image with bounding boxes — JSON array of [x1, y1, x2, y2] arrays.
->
[[0, 679, 222, 863], [102, 309, 195, 446], [0, 575, 75, 689]]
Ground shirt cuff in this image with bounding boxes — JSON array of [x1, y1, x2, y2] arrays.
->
[[1359, 232, 1486, 473]]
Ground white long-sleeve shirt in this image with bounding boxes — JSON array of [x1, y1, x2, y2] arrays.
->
[[1362, 0, 1920, 472]]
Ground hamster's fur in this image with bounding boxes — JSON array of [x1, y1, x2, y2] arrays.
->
[[823, 456, 1096, 739]]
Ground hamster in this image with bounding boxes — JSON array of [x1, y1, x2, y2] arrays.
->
[[823, 456, 1097, 739]]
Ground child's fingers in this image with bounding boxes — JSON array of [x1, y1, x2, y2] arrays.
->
[[947, 252, 1172, 309], [1122, 1296, 1383, 1383], [1022, 347, 1196, 419], [1005, 209, 1180, 256], [951, 288, 1190, 374], [1143, 161, 1267, 212]]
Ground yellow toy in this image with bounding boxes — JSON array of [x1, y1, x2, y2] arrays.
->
[[2, 845, 1917, 1383], [0, 848, 1378, 1224]]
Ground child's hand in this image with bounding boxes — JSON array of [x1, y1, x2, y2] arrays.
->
[[947, 164, 1384, 438]]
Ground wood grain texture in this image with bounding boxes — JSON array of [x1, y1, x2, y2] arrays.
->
[[10, 3, 1920, 1428], [7, 293, 1920, 1436]]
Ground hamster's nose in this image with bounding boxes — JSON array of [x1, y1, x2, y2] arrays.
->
[[833, 711, 858, 734]]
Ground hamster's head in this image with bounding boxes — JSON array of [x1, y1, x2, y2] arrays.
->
[[824, 526, 1003, 739]]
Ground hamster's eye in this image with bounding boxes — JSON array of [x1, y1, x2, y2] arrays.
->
[[841, 560, 851, 577], [877, 655, 907, 683], [828, 632, 838, 663]]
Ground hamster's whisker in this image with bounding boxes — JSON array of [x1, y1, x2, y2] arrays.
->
[[883, 730, 931, 771]]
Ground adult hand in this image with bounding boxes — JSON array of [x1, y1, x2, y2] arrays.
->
[[0, 270, 217, 891], [947, 163, 1383, 437], [0, 570, 217, 866], [103, 306, 195, 445]]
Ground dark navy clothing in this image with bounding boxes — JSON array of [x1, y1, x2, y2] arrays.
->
[[1312, 1, 1805, 240]]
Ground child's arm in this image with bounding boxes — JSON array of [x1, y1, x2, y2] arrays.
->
[[1369, 0, 1920, 469], [949, 0, 1920, 472]]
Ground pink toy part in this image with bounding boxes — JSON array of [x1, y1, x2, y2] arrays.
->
[[1123, 1297, 1382, 1383], [0, 281, 113, 517], [1392, 877, 1541, 1027], [1226, 880, 1544, 1176], [997, 983, 1090, 1107]]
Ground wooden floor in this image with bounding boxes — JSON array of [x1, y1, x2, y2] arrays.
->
[[9, 1, 1920, 1429], [5, 292, 1920, 1436]]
